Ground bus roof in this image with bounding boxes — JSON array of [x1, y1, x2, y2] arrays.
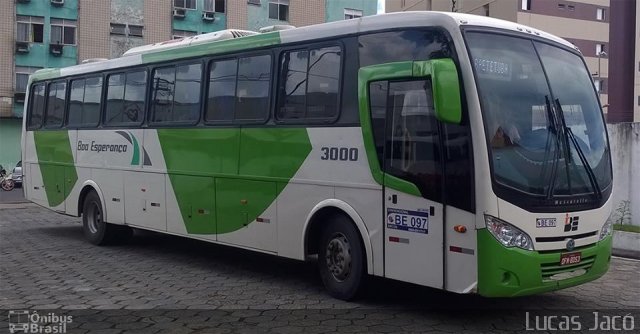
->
[[30, 11, 576, 82]]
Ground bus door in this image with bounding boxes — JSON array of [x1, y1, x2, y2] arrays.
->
[[365, 68, 445, 288]]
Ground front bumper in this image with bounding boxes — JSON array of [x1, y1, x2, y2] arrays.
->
[[477, 229, 612, 297]]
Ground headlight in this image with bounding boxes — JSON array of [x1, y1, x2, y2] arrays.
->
[[599, 219, 613, 241], [484, 215, 534, 250]]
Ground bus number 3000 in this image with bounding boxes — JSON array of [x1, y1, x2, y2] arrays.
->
[[320, 147, 359, 161]]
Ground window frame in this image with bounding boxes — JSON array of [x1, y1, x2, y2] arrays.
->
[[344, 8, 363, 20], [15, 66, 40, 93], [596, 8, 605, 21], [103, 68, 148, 128], [66, 75, 104, 129], [174, 0, 197, 10], [16, 15, 44, 43], [274, 42, 344, 125], [203, 0, 225, 13], [50, 18, 77, 46], [149, 60, 205, 127], [268, 0, 289, 21], [204, 51, 273, 125]]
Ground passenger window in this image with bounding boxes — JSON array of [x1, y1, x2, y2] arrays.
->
[[236, 55, 271, 121], [68, 76, 102, 127], [28, 83, 46, 129], [206, 58, 237, 122], [45, 81, 66, 128], [369, 79, 442, 202], [277, 46, 341, 121], [151, 63, 202, 124], [205, 55, 271, 123], [105, 71, 146, 126]]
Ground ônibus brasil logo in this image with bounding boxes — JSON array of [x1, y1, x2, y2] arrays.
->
[[76, 131, 152, 166]]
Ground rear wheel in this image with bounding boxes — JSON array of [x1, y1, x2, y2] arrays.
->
[[82, 191, 132, 245], [317, 215, 366, 300]]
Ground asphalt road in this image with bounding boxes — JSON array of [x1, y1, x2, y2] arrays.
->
[[1, 205, 638, 333]]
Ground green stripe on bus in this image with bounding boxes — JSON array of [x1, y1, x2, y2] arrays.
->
[[157, 127, 311, 235], [33, 131, 78, 207], [141, 32, 282, 64]]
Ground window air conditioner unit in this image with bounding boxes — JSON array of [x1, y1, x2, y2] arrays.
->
[[173, 8, 186, 19], [49, 43, 63, 56], [15, 41, 30, 53], [50, 0, 64, 6], [202, 11, 215, 22], [14, 92, 26, 104]]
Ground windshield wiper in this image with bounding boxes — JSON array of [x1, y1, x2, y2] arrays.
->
[[554, 99, 602, 199], [542, 95, 560, 199]]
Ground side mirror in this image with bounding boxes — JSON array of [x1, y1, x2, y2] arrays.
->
[[413, 59, 462, 124]]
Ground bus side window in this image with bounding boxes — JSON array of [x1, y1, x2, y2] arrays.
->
[[277, 46, 341, 122], [45, 81, 66, 128], [28, 83, 46, 129], [151, 63, 202, 124]]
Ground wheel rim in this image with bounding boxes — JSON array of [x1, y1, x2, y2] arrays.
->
[[87, 202, 101, 234], [325, 232, 352, 282]]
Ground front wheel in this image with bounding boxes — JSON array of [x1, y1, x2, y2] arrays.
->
[[318, 215, 366, 300], [1, 178, 15, 191], [82, 191, 132, 245]]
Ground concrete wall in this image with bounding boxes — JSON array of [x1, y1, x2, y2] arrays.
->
[[635, 0, 640, 122], [0, 119, 22, 170], [607, 122, 640, 226], [0, 0, 14, 118]]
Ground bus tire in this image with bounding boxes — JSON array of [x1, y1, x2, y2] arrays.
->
[[82, 190, 131, 245], [318, 215, 366, 300]]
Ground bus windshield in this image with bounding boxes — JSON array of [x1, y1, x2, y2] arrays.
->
[[466, 32, 611, 198]]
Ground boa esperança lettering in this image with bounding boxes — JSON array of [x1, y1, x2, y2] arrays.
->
[[77, 140, 128, 153]]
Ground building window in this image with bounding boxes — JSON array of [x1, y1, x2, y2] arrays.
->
[[344, 8, 363, 20], [204, 0, 225, 13], [110, 23, 126, 35], [483, 4, 490, 16], [248, 0, 261, 5], [596, 8, 605, 20], [174, 0, 196, 10], [269, 0, 289, 21], [15, 66, 40, 93], [16, 15, 44, 43], [594, 79, 603, 92], [128, 25, 143, 37], [521, 0, 531, 10], [51, 18, 76, 45], [596, 44, 605, 55], [568, 5, 575, 11], [110, 23, 143, 37], [637, 96, 640, 106], [558, 4, 566, 9], [173, 29, 197, 39]]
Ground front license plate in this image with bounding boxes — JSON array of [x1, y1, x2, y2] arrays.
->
[[560, 252, 581, 266]]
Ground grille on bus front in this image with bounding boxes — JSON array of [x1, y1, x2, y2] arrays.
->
[[540, 255, 596, 282]]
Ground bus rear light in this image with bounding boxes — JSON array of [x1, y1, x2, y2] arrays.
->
[[454, 225, 467, 233]]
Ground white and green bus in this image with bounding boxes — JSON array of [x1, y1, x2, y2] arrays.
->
[[22, 12, 613, 300]]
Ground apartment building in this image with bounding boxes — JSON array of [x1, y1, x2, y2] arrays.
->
[[386, 0, 614, 117], [0, 0, 377, 169]]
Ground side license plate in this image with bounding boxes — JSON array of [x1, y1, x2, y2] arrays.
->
[[560, 252, 581, 266]]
